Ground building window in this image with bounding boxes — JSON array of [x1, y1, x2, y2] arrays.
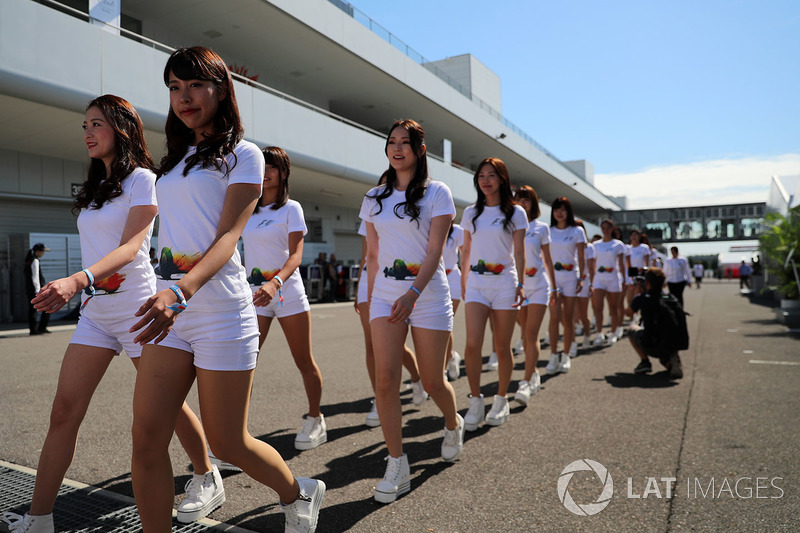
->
[[306, 219, 324, 243]]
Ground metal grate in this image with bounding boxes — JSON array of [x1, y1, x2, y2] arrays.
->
[[0, 467, 215, 532]]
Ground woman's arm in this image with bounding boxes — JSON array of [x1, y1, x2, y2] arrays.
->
[[131, 182, 260, 344], [512, 228, 525, 307], [253, 230, 304, 307], [576, 242, 586, 291], [460, 231, 471, 301], [355, 236, 367, 313], [388, 214, 452, 323], [365, 222, 379, 305], [33, 205, 157, 313]]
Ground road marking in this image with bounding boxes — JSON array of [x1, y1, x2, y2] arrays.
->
[[749, 360, 800, 366], [743, 350, 754, 354], [727, 329, 739, 333]]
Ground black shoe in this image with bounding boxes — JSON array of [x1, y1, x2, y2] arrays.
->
[[668, 354, 683, 379], [38, 329, 52, 334], [634, 360, 652, 374], [30, 331, 42, 336]]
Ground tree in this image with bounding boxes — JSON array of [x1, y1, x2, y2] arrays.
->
[[759, 205, 800, 300]]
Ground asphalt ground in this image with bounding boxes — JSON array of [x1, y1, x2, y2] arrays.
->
[[1, 279, 798, 532]]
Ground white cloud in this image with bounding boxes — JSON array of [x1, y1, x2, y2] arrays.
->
[[596, 154, 800, 209]]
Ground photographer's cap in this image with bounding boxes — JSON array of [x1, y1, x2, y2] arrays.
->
[[32, 243, 50, 252]]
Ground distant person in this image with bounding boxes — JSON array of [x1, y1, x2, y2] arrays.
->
[[625, 229, 651, 319], [629, 268, 686, 379], [25, 243, 50, 335], [739, 260, 752, 290], [664, 246, 691, 307], [692, 263, 704, 288]]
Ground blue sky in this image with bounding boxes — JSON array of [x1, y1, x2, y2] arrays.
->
[[353, 1, 800, 209]]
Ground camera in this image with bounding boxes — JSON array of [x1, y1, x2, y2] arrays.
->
[[633, 267, 648, 290]]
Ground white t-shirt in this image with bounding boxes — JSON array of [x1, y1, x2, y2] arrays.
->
[[693, 264, 704, 278], [359, 180, 455, 302], [549, 225, 587, 273], [664, 256, 691, 283], [443, 224, 464, 274], [242, 199, 307, 288], [523, 219, 550, 279], [77, 168, 158, 317], [461, 204, 528, 288], [627, 243, 651, 269], [593, 239, 626, 278], [156, 140, 264, 311], [584, 242, 596, 280]]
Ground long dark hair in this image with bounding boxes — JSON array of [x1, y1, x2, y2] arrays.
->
[[254, 146, 290, 214], [366, 119, 429, 224], [158, 46, 243, 178], [550, 196, 577, 227], [471, 157, 515, 233], [514, 184, 541, 222], [72, 95, 155, 215]]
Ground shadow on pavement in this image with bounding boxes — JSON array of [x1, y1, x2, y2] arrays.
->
[[602, 371, 680, 388]]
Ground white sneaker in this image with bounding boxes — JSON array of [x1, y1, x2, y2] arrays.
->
[[209, 450, 241, 473], [410, 380, 428, 405], [530, 372, 541, 394], [592, 333, 606, 347], [365, 399, 381, 427], [575, 323, 584, 336], [447, 351, 462, 381], [281, 477, 326, 532], [559, 352, 571, 373], [485, 395, 509, 426], [514, 380, 532, 406], [545, 353, 560, 375], [615, 326, 624, 338], [441, 414, 465, 462], [486, 351, 498, 371], [374, 454, 410, 503], [177, 464, 225, 523], [568, 342, 578, 358], [541, 334, 550, 347], [1, 512, 54, 533], [295, 415, 328, 451], [581, 334, 592, 349], [463, 394, 485, 432], [513, 338, 524, 355], [607, 333, 618, 346]]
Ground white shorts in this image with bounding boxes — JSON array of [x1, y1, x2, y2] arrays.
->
[[447, 268, 462, 301], [523, 274, 550, 306], [155, 305, 260, 371], [70, 313, 144, 358], [554, 271, 580, 298], [370, 295, 453, 331], [464, 282, 518, 310], [253, 280, 310, 318], [593, 275, 621, 293], [356, 269, 368, 305]]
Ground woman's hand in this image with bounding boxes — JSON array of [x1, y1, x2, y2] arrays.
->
[[31, 274, 85, 313], [388, 289, 418, 323], [130, 288, 180, 345], [513, 285, 525, 308], [253, 279, 279, 307]]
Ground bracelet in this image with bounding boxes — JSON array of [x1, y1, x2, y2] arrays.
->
[[168, 284, 187, 314], [273, 275, 284, 287], [517, 282, 524, 288], [82, 269, 96, 296], [409, 286, 421, 297]]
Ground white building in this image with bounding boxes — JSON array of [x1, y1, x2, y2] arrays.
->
[[0, 0, 619, 321]]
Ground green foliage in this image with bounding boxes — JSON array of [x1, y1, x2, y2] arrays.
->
[[759, 206, 800, 299]]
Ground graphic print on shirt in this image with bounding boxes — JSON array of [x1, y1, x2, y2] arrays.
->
[[247, 267, 281, 285], [554, 262, 575, 271], [470, 217, 509, 275], [158, 247, 203, 280], [384, 259, 421, 280], [94, 273, 126, 294], [525, 266, 538, 277]]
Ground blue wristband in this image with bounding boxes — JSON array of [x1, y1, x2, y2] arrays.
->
[[409, 286, 421, 297], [168, 284, 187, 314], [82, 269, 95, 296]]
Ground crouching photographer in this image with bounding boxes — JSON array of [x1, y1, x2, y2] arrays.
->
[[628, 267, 689, 379]]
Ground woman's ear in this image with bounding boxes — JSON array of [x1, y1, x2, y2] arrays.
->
[[420, 143, 427, 157]]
